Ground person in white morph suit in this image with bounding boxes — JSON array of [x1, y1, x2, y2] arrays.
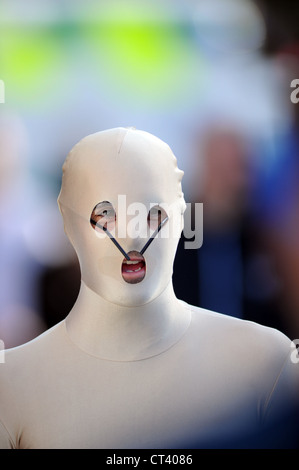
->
[[0, 127, 298, 449]]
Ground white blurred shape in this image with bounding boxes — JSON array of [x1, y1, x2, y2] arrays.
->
[[0, 304, 46, 348], [0, 111, 29, 198], [22, 201, 76, 267], [194, 0, 266, 53]]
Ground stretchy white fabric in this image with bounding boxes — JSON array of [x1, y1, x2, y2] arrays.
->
[[0, 127, 298, 449]]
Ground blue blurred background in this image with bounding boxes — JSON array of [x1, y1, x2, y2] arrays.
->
[[1, 0, 299, 347]]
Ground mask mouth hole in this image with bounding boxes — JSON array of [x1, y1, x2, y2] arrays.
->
[[121, 250, 146, 284]]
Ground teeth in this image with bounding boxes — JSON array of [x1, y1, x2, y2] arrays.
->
[[126, 267, 142, 273], [126, 260, 140, 265]]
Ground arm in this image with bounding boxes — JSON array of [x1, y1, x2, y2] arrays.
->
[[261, 342, 299, 447]]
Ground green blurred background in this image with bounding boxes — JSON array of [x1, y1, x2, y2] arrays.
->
[[1, 0, 299, 347]]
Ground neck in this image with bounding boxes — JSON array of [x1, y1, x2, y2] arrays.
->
[[65, 280, 191, 361]]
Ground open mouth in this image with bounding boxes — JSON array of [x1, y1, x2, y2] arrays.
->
[[121, 250, 146, 284]]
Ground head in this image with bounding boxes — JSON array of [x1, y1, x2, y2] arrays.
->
[[58, 127, 186, 307]]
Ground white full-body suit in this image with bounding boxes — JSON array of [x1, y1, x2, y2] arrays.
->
[[0, 127, 298, 449]]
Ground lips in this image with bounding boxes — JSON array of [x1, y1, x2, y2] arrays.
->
[[121, 250, 146, 284]]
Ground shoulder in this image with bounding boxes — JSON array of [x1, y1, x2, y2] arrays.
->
[[0, 321, 68, 448], [0, 321, 69, 419], [190, 303, 292, 349], [186, 303, 299, 417], [185, 302, 295, 374], [0, 321, 67, 377]]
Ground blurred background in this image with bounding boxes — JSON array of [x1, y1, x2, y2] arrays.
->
[[1, 0, 299, 347]]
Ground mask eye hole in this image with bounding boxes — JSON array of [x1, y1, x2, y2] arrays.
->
[[90, 201, 116, 232], [147, 205, 168, 231]]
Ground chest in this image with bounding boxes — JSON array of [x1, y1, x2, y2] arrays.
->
[[18, 356, 261, 448]]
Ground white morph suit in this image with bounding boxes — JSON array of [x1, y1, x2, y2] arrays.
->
[[0, 127, 298, 449]]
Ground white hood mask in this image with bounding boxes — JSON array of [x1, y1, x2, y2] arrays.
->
[[58, 127, 186, 308]]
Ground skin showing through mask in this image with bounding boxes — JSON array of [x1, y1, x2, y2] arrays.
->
[[90, 201, 168, 284]]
